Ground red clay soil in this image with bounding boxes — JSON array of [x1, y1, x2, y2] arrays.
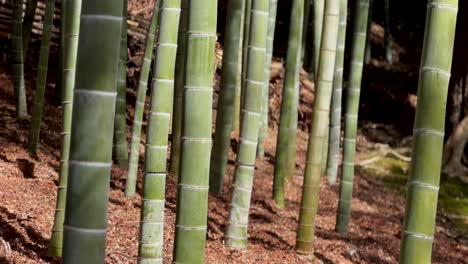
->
[[1, 55, 467, 264]]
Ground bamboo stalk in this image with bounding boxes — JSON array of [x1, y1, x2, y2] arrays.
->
[[113, 0, 129, 168], [12, 0, 28, 118], [23, 0, 38, 55], [209, 0, 246, 195], [383, 0, 392, 64], [138, 0, 180, 262], [172, 0, 217, 261], [257, 0, 278, 157], [28, 0, 55, 153], [336, 0, 371, 234], [364, 0, 373, 64], [61, 0, 123, 262], [399, 1, 457, 263], [273, 0, 304, 208], [169, 0, 188, 181], [46, 0, 81, 256], [225, 0, 269, 249], [125, 3, 160, 197], [325, 0, 348, 185], [295, 0, 340, 256], [307, 0, 324, 80]]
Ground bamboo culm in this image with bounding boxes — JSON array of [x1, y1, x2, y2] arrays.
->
[[325, 0, 348, 184], [383, 0, 392, 64], [113, 0, 130, 168], [138, 0, 181, 262], [28, 0, 56, 154], [125, 4, 160, 197], [295, 0, 340, 256], [257, 0, 278, 157], [399, 1, 457, 263], [225, 0, 269, 249], [61, 0, 123, 262], [13, 0, 28, 118], [209, 0, 246, 195], [172, 0, 217, 261], [273, 0, 304, 208], [364, 0, 373, 64], [336, 0, 370, 234], [169, 0, 188, 181], [46, 0, 81, 257], [22, 0, 39, 56], [307, 0, 324, 80], [235, 0, 253, 135]]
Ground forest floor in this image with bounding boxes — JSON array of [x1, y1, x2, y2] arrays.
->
[[1, 1, 468, 262], [1, 52, 468, 263]]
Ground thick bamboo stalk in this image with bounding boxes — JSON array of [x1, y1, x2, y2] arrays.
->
[[138, 0, 180, 262], [273, 0, 304, 208], [172, 0, 217, 261], [383, 0, 392, 64], [325, 0, 348, 185], [46, 0, 81, 257], [13, 0, 28, 118], [225, 0, 269, 249], [113, 0, 129, 168], [28, 0, 55, 154], [23, 0, 38, 55], [125, 3, 160, 197], [61, 0, 123, 262], [209, 0, 246, 195], [295, 0, 339, 256], [399, 1, 457, 263], [335, 0, 370, 234], [364, 0, 373, 64], [307, 0, 324, 80], [257, 0, 278, 157], [168, 0, 188, 181]]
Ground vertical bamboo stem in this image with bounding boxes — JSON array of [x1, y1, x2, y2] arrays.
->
[[225, 0, 269, 249], [336, 0, 370, 234], [399, 1, 457, 263], [13, 0, 28, 118], [61, 0, 123, 262], [273, 0, 304, 208], [295, 0, 340, 256], [125, 4, 160, 197], [172, 0, 217, 262], [209, 0, 246, 195]]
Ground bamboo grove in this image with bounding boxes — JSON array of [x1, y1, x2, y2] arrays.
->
[[3, 0, 461, 262]]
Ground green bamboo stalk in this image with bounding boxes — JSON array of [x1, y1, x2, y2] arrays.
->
[[307, 0, 324, 80], [364, 0, 373, 64], [325, 0, 348, 185], [28, 0, 56, 154], [46, 0, 81, 257], [113, 0, 129, 168], [13, 0, 28, 118], [235, 0, 252, 135], [273, 0, 304, 208], [169, 0, 188, 181], [138, 0, 180, 262], [209, 0, 246, 195], [61, 0, 123, 262], [225, 0, 269, 249], [399, 1, 457, 263], [172, 0, 217, 261], [383, 0, 392, 64], [295, 0, 339, 256], [22, 0, 38, 56], [257, 0, 278, 157], [335, 0, 370, 234], [125, 4, 160, 197]]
